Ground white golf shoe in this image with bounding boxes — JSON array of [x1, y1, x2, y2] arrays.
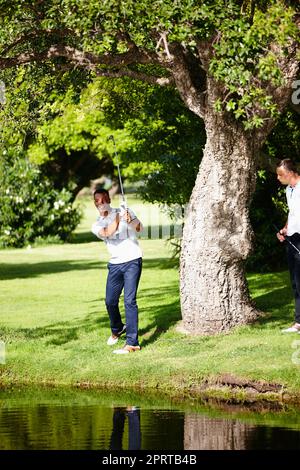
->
[[281, 324, 300, 333], [107, 325, 126, 345]]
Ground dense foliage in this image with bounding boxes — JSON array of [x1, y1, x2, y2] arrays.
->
[[0, 0, 298, 128], [0, 155, 81, 248]]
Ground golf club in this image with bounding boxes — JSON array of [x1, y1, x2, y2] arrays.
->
[[273, 224, 300, 256], [107, 135, 126, 212]]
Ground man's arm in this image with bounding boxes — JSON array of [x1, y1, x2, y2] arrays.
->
[[99, 213, 120, 238], [122, 210, 143, 232], [130, 218, 142, 232]]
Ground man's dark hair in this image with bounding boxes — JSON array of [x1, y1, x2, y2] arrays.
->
[[93, 188, 110, 198], [277, 159, 299, 174]]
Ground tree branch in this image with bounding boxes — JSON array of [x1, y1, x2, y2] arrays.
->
[[0, 28, 75, 56], [169, 43, 207, 118], [196, 37, 216, 72], [155, 32, 172, 60], [0, 41, 174, 87], [254, 41, 300, 145], [0, 44, 164, 70], [94, 67, 174, 86], [116, 29, 138, 51]]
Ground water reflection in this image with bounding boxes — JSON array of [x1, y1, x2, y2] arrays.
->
[[110, 407, 141, 450], [1, 388, 300, 450], [184, 414, 255, 450]]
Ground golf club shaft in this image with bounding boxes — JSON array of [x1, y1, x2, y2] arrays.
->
[[108, 135, 126, 205], [117, 164, 125, 203]]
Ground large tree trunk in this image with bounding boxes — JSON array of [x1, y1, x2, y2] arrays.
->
[[180, 107, 260, 334]]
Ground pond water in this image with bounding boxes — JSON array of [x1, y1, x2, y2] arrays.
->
[[1, 387, 300, 450]]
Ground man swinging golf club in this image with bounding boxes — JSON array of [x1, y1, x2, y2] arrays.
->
[[91, 137, 143, 354], [276, 158, 300, 334]]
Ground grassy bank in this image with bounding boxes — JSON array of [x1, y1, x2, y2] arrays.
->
[[1, 196, 300, 402]]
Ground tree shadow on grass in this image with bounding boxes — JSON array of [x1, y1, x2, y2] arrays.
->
[[142, 258, 179, 270], [76, 284, 181, 348], [247, 270, 290, 292], [1, 252, 180, 346], [139, 299, 181, 348], [252, 287, 294, 328], [134, 283, 181, 347], [8, 284, 181, 348], [0, 260, 106, 280], [248, 270, 294, 327], [69, 232, 96, 244], [0, 256, 177, 281], [12, 309, 103, 346]]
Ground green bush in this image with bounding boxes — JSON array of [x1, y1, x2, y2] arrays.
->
[[0, 156, 81, 248]]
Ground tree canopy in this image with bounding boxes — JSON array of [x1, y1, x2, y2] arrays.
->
[[0, 0, 299, 130]]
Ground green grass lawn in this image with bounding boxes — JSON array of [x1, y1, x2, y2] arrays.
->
[[1, 195, 300, 400]]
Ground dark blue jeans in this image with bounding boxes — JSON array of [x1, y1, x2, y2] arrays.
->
[[105, 257, 142, 346], [286, 234, 300, 324]]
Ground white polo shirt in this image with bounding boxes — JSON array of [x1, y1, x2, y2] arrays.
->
[[91, 208, 143, 264], [286, 182, 300, 236]]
